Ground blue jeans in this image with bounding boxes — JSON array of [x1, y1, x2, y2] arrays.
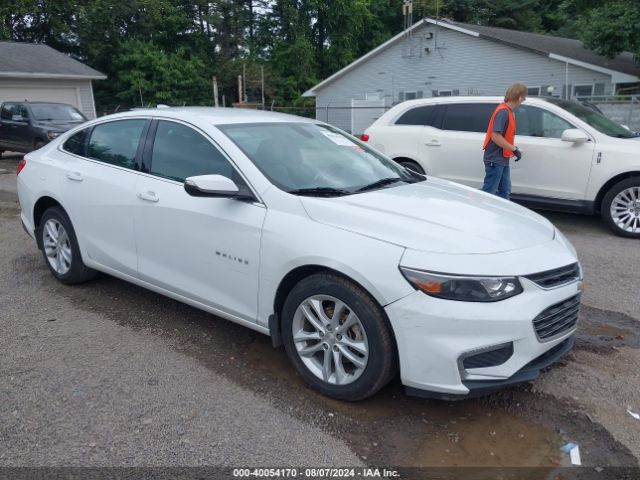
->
[[482, 162, 511, 200]]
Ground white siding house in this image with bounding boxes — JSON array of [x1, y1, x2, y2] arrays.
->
[[0, 42, 106, 119], [304, 18, 640, 134]]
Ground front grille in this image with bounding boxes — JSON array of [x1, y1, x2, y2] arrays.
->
[[533, 294, 581, 342], [525, 263, 580, 289], [462, 343, 514, 369]]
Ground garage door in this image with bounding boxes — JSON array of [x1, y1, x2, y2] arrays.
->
[[0, 86, 80, 109]]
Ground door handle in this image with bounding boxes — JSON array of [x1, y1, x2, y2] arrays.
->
[[137, 191, 159, 203], [424, 139, 441, 146], [65, 171, 83, 182]]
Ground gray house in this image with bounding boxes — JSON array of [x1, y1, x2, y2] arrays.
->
[[0, 42, 106, 119], [303, 18, 640, 134]]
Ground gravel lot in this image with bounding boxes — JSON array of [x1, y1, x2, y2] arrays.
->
[[1, 152, 638, 474]]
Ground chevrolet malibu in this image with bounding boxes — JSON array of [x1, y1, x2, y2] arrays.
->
[[16, 108, 582, 400]]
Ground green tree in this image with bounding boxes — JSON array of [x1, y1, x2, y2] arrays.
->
[[571, 0, 640, 58]]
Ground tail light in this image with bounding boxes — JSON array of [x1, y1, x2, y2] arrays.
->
[[16, 159, 26, 175], [359, 133, 370, 142]]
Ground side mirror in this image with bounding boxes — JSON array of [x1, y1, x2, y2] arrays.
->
[[184, 174, 255, 201], [561, 128, 589, 144]]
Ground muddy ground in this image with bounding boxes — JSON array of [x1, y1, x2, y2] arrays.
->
[[1, 153, 638, 477]]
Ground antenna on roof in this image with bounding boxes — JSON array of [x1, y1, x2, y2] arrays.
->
[[403, 0, 413, 36]]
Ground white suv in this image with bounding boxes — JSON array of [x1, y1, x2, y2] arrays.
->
[[363, 96, 640, 238], [17, 108, 581, 400]]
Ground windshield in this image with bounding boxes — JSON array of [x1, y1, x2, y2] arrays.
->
[[219, 122, 422, 195], [31, 104, 86, 122], [547, 99, 636, 138]]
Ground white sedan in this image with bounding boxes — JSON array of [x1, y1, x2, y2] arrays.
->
[[16, 108, 582, 400]]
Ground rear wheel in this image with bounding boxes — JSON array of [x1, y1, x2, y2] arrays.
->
[[39, 207, 97, 284], [602, 177, 640, 238], [281, 273, 397, 401], [396, 159, 425, 174]]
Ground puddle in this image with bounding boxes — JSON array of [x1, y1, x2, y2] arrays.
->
[[576, 304, 640, 352], [403, 405, 561, 467]]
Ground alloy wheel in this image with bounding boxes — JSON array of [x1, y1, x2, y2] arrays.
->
[[43, 219, 72, 275], [610, 186, 640, 234], [292, 295, 369, 385]]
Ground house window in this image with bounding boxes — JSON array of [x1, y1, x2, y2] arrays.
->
[[404, 91, 418, 100], [527, 86, 541, 96], [437, 90, 452, 97], [573, 85, 593, 98]]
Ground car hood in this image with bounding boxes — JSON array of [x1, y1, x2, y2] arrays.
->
[[300, 178, 555, 254]]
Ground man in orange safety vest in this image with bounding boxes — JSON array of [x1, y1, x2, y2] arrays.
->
[[481, 83, 528, 200]]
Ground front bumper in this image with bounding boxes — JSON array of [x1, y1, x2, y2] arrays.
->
[[385, 277, 581, 398]]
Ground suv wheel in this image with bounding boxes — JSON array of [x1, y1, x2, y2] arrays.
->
[[602, 177, 640, 238], [39, 207, 97, 284], [281, 273, 397, 401], [396, 159, 425, 174]]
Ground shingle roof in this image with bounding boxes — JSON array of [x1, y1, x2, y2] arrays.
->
[[452, 20, 640, 77], [0, 41, 106, 79]]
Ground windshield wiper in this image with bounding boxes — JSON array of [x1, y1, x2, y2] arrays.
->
[[356, 177, 405, 192], [288, 187, 351, 197]]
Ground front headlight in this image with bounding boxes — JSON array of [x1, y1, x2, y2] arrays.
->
[[400, 267, 523, 302], [47, 131, 60, 140]]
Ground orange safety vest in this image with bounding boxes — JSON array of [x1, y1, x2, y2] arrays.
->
[[483, 103, 515, 158]]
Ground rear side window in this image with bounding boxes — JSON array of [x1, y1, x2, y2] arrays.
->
[[0, 104, 14, 120], [395, 105, 436, 126], [150, 120, 234, 183], [63, 129, 90, 156], [441, 103, 497, 133], [88, 119, 146, 169]]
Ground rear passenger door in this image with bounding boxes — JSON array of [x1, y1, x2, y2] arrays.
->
[[419, 102, 496, 188], [60, 118, 148, 277]]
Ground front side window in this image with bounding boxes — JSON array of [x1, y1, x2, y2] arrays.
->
[[219, 122, 420, 194], [150, 121, 235, 182], [395, 105, 436, 126], [546, 98, 636, 138], [63, 128, 90, 156], [441, 103, 497, 133], [88, 119, 146, 169], [515, 106, 573, 139]]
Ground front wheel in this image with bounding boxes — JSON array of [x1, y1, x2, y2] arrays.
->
[[39, 207, 97, 284], [396, 159, 425, 174], [281, 273, 397, 401], [602, 178, 640, 238]]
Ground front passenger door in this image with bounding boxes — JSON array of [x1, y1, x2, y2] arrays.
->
[[134, 120, 266, 322], [511, 105, 594, 199]]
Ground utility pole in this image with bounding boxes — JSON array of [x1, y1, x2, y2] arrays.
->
[[213, 76, 219, 107], [261, 66, 265, 109], [242, 64, 248, 103], [238, 75, 243, 104]]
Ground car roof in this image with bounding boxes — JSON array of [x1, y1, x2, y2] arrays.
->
[[394, 96, 560, 106], [104, 107, 320, 126]]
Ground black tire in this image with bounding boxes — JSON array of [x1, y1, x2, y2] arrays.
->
[[281, 273, 397, 401], [39, 206, 97, 284], [601, 177, 640, 238], [396, 159, 425, 174]]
